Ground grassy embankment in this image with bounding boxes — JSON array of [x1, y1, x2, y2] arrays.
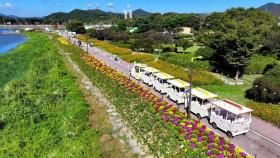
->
[[0, 32, 133, 157], [77, 35, 280, 128]]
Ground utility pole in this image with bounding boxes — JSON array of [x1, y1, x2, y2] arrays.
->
[[186, 56, 203, 119]]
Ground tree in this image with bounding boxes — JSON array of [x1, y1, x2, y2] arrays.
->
[[175, 38, 193, 51], [262, 27, 280, 58], [204, 8, 277, 79], [131, 38, 154, 53], [66, 20, 86, 34]]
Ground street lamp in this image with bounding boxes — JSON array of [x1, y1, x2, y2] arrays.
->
[[185, 56, 203, 120]]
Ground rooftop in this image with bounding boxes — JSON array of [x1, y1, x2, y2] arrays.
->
[[143, 67, 160, 73], [168, 79, 190, 88], [154, 72, 174, 80], [211, 99, 253, 115], [192, 87, 218, 100]]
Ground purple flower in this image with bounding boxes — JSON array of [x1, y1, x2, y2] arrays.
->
[[189, 143, 196, 149], [185, 135, 190, 140], [207, 151, 212, 156], [218, 146, 224, 151], [240, 152, 247, 157], [208, 144, 213, 150], [217, 154, 224, 158], [197, 137, 203, 142]]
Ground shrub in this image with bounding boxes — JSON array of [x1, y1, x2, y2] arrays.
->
[[246, 65, 280, 104], [245, 55, 278, 74], [162, 45, 177, 53], [195, 47, 216, 60]]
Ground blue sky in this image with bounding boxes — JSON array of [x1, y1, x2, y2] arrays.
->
[[0, 0, 280, 17]]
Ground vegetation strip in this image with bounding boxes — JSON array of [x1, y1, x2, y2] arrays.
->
[[57, 33, 251, 157], [0, 33, 102, 157]]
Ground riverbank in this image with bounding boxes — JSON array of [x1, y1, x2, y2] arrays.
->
[[0, 32, 134, 157]]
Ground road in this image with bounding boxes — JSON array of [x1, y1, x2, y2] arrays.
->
[[64, 34, 280, 158]]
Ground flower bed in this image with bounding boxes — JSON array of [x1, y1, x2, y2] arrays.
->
[[81, 53, 251, 158], [57, 37, 69, 45]]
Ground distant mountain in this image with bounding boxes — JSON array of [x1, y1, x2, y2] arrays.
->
[[259, 3, 280, 18], [44, 9, 124, 23], [44, 9, 153, 24], [132, 9, 152, 17]]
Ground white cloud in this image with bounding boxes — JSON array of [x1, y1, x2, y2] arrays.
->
[[126, 4, 131, 8], [0, 2, 13, 8], [55, 2, 61, 7], [108, 2, 114, 8]]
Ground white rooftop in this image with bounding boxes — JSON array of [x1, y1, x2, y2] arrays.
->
[[154, 72, 174, 80], [168, 79, 190, 88], [211, 99, 253, 115], [134, 63, 147, 68], [143, 67, 160, 73], [192, 87, 218, 100]]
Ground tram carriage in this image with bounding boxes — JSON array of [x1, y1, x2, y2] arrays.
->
[[209, 99, 253, 137]]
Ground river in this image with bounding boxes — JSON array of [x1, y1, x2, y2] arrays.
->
[[0, 29, 26, 54]]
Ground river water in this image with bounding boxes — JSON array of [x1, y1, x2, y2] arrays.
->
[[0, 29, 26, 54]]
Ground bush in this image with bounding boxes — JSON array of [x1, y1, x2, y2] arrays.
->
[[245, 55, 278, 74], [195, 47, 216, 60], [162, 45, 177, 53], [246, 65, 280, 104]]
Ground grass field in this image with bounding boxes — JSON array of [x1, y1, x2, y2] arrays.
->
[[0, 32, 135, 157]]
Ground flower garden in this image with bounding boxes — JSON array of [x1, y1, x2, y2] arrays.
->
[[80, 53, 251, 158], [76, 35, 222, 85], [57, 37, 70, 45]]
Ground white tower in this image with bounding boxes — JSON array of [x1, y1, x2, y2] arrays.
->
[[124, 10, 128, 19], [129, 9, 133, 19]]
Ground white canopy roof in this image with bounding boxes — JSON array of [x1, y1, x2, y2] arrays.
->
[[154, 72, 174, 80], [211, 99, 253, 115], [143, 67, 160, 73], [134, 63, 147, 68], [192, 87, 218, 100], [168, 79, 190, 88]]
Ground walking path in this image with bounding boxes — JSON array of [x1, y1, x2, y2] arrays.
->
[[64, 34, 280, 158]]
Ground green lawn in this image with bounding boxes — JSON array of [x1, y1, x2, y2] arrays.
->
[[185, 45, 202, 54], [0, 33, 102, 157]]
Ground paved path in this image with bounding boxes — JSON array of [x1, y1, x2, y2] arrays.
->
[[64, 34, 280, 158]]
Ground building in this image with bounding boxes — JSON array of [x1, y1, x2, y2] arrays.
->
[[124, 10, 132, 20], [180, 27, 193, 35]]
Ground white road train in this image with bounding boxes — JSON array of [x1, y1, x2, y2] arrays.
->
[[130, 63, 253, 137]]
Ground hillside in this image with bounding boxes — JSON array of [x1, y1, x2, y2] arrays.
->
[[132, 9, 152, 17], [259, 3, 280, 18]]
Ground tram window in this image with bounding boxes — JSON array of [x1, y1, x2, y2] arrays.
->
[[198, 98, 203, 104], [135, 67, 139, 73], [172, 85, 176, 90], [176, 87, 180, 93], [140, 68, 145, 72], [192, 97, 197, 101], [179, 88, 185, 92], [204, 99, 210, 105]]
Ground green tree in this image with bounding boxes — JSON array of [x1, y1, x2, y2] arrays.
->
[[66, 20, 86, 34], [175, 38, 193, 51], [204, 8, 277, 79], [262, 27, 280, 58]]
